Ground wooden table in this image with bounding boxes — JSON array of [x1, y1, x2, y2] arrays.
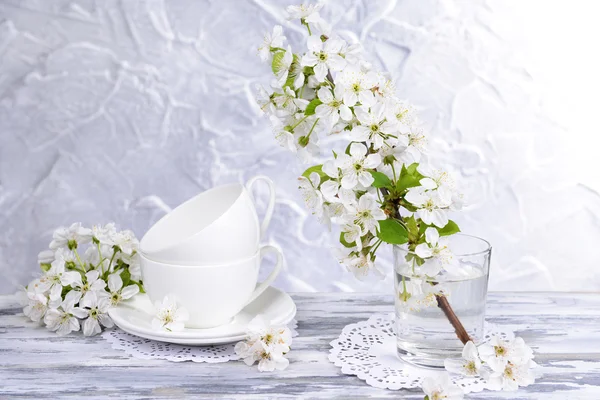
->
[[1, 292, 599, 399]]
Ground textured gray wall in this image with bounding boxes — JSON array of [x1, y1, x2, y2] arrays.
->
[[1, 0, 599, 294]]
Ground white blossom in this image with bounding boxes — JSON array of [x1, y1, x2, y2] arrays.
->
[[91, 222, 117, 245], [315, 85, 352, 126], [484, 360, 536, 391], [23, 291, 51, 322], [398, 128, 427, 164], [273, 86, 308, 115], [70, 269, 107, 305], [301, 36, 346, 82], [235, 315, 292, 372], [346, 252, 382, 280], [152, 296, 189, 332], [36, 259, 81, 301], [106, 272, 140, 306], [341, 223, 363, 250], [286, 2, 323, 20], [37, 249, 55, 265], [338, 143, 381, 189], [110, 229, 139, 256], [258, 25, 285, 62], [43, 291, 88, 336], [272, 46, 294, 87], [414, 227, 457, 277], [478, 336, 534, 373], [405, 187, 451, 228], [319, 159, 355, 205], [338, 42, 362, 65], [345, 194, 386, 235], [396, 278, 443, 312], [421, 374, 464, 400], [80, 291, 114, 337], [351, 102, 398, 149], [444, 341, 483, 377], [49, 222, 92, 250], [338, 68, 377, 107], [298, 172, 324, 218], [384, 100, 415, 131]]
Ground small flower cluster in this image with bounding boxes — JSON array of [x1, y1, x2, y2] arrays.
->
[[151, 296, 190, 332], [21, 223, 142, 336], [235, 316, 293, 372], [432, 335, 536, 398], [257, 2, 463, 281]]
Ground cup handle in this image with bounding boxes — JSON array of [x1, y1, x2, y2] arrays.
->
[[245, 175, 276, 238], [245, 245, 283, 305]]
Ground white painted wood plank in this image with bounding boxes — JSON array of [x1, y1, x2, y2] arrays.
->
[[1, 293, 599, 399]]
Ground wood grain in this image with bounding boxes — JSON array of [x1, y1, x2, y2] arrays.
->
[[1, 293, 599, 399]]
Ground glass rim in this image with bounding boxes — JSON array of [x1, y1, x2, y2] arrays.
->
[[393, 233, 492, 257]]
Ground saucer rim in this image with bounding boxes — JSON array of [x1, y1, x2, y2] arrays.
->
[[108, 286, 296, 343], [109, 306, 296, 345]]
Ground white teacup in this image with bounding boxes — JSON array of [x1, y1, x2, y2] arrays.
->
[[139, 176, 275, 265], [140, 245, 283, 328]]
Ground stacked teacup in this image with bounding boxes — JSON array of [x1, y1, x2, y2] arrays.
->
[[139, 176, 282, 329]]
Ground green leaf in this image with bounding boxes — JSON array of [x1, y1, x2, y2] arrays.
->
[[405, 216, 420, 243], [438, 220, 461, 236], [305, 98, 322, 116], [40, 263, 51, 272], [120, 268, 131, 287], [271, 51, 285, 75], [397, 163, 423, 191], [301, 164, 325, 179], [377, 219, 409, 245], [339, 232, 355, 248], [369, 170, 392, 189]]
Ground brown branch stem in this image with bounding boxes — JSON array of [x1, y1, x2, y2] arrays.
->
[[436, 295, 472, 345]]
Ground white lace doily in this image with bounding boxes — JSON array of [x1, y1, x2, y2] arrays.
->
[[103, 320, 298, 363], [329, 313, 514, 393]]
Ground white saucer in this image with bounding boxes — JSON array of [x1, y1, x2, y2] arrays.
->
[[108, 286, 296, 345]]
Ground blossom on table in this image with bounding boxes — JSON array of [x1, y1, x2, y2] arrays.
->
[[80, 292, 114, 336], [151, 296, 189, 332], [106, 272, 140, 306], [478, 336, 534, 373], [70, 270, 107, 305], [442, 335, 537, 393], [23, 291, 51, 323], [23, 222, 143, 336], [235, 315, 293, 372], [421, 374, 464, 400], [444, 341, 482, 377], [484, 360, 536, 391], [49, 222, 92, 250], [43, 291, 88, 336]]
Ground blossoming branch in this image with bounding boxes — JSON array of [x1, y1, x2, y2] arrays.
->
[[22, 223, 143, 336]]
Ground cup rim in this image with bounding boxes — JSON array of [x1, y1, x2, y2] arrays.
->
[[140, 182, 250, 254], [393, 233, 492, 257], [139, 247, 261, 268]]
